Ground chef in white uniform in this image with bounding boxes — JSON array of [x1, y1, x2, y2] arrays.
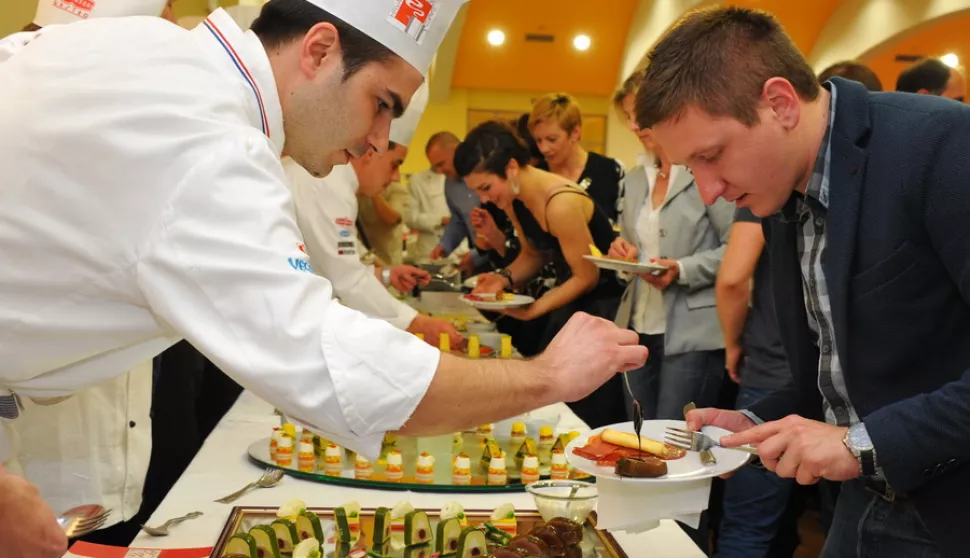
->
[[287, 81, 463, 348], [0, 2, 647, 554], [405, 167, 452, 261], [0, 0, 173, 545]]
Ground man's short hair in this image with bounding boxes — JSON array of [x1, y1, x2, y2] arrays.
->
[[896, 58, 952, 95], [424, 131, 460, 154], [251, 0, 395, 81], [636, 6, 820, 130], [818, 61, 883, 92]]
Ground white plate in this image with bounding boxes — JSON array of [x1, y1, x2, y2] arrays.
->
[[459, 293, 535, 309], [583, 255, 668, 275], [565, 420, 750, 484]]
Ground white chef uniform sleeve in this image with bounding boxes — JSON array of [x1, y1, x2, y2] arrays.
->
[[288, 170, 418, 330], [136, 134, 439, 458]]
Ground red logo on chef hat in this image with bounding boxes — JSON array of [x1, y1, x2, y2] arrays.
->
[[53, 0, 96, 19], [387, 0, 437, 44]]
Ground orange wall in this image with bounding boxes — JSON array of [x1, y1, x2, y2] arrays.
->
[[864, 13, 970, 92]]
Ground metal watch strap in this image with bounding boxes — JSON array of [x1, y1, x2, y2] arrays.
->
[[381, 267, 391, 287], [860, 449, 876, 476]]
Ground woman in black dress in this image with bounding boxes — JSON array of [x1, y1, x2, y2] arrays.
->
[[455, 120, 626, 428], [529, 93, 624, 222]]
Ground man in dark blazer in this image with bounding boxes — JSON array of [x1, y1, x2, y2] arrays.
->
[[635, 6, 970, 558]]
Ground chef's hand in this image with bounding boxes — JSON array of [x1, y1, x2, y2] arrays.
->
[[390, 265, 431, 292], [472, 273, 507, 295], [429, 245, 447, 260], [640, 258, 679, 289], [608, 237, 638, 261], [0, 470, 67, 558], [721, 416, 859, 485], [536, 312, 648, 403], [408, 315, 466, 351], [441, 215, 451, 227]]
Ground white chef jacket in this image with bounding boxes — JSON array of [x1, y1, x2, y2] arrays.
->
[[9, 364, 152, 523], [0, 25, 151, 524], [403, 169, 450, 260], [286, 159, 418, 330], [0, 30, 41, 63], [0, 9, 439, 459]]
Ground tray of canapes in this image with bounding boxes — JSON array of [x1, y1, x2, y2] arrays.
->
[[249, 422, 591, 493], [213, 499, 628, 558]]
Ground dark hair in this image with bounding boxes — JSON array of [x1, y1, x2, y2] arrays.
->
[[424, 131, 460, 154], [613, 68, 646, 111], [636, 6, 820, 129], [818, 61, 883, 92], [251, 0, 396, 81], [896, 58, 951, 94], [22, 22, 41, 32], [454, 121, 532, 179], [515, 114, 543, 162]]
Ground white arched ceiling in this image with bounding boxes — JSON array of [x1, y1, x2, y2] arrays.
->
[[427, 2, 469, 104], [809, 0, 970, 72], [617, 0, 714, 84]]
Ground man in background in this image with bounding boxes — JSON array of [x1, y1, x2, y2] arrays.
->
[[427, 131, 488, 275], [896, 57, 965, 102], [818, 60, 882, 91]]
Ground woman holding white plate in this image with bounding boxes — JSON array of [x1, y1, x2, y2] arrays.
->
[[610, 71, 736, 421], [458, 121, 626, 429]]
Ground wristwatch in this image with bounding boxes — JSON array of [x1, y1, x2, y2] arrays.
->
[[381, 267, 392, 287], [843, 422, 877, 476]]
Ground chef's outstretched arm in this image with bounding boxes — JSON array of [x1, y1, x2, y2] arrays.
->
[[137, 137, 646, 457], [398, 311, 647, 436]]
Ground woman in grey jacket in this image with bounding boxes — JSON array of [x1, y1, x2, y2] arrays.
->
[[609, 73, 735, 420]]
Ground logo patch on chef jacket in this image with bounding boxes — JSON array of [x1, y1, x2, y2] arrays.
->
[[52, 0, 95, 18], [335, 217, 354, 227], [339, 229, 352, 238], [388, 0, 437, 44], [288, 244, 313, 273]]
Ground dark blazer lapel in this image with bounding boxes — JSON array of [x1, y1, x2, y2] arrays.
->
[[823, 78, 871, 371]]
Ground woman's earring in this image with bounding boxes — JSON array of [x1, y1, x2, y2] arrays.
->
[[511, 178, 521, 195]]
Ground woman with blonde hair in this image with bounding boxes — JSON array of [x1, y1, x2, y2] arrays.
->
[[529, 93, 624, 221]]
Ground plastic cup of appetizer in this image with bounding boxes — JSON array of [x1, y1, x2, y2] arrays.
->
[[525, 480, 598, 524]]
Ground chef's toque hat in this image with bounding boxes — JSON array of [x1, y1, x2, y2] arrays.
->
[[390, 80, 429, 145], [34, 0, 169, 27], [307, 0, 468, 76]]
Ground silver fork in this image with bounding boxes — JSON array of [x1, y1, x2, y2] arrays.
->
[[58, 509, 112, 539], [665, 426, 760, 455], [214, 468, 284, 504], [683, 402, 717, 465], [140, 511, 203, 536]]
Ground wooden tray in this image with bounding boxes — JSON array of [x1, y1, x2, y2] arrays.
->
[[212, 506, 627, 558]]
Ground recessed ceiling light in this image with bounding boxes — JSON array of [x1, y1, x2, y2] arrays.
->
[[573, 34, 591, 51], [942, 53, 959, 68], [487, 29, 505, 47]]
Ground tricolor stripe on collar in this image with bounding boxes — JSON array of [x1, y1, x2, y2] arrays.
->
[[203, 17, 270, 138]]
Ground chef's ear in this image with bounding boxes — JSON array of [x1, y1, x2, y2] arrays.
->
[[299, 22, 342, 79]]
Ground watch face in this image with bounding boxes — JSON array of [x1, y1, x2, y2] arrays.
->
[[848, 426, 874, 451]]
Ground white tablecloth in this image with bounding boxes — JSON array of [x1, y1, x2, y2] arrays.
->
[[129, 391, 705, 557]]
